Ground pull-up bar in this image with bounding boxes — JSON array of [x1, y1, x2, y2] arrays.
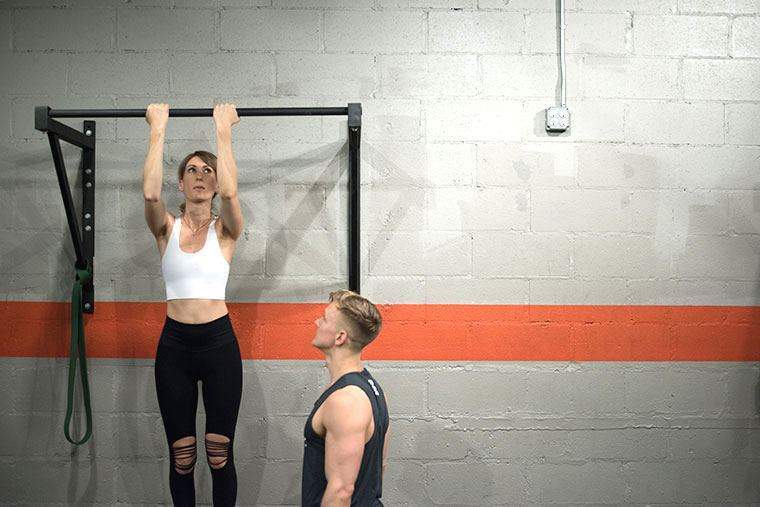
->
[[35, 103, 363, 313], [47, 106, 350, 118]]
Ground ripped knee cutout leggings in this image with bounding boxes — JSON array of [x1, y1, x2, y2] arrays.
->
[[155, 314, 242, 507]]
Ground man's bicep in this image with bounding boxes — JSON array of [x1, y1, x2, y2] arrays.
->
[[323, 394, 370, 487], [324, 415, 366, 485]]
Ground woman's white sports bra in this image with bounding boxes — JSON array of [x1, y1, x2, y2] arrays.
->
[[161, 216, 230, 301]]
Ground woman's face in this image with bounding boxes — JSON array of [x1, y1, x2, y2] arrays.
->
[[179, 155, 218, 202]]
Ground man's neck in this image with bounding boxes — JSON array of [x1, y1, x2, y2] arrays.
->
[[324, 351, 364, 385]]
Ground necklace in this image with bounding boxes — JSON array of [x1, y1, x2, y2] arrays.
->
[[181, 213, 213, 236]]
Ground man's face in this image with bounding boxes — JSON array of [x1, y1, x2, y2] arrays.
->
[[312, 303, 345, 350]]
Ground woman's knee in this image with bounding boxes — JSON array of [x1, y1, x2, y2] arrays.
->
[[205, 433, 231, 470], [171, 436, 197, 475]]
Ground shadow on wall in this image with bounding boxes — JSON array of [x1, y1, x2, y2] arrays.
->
[[267, 142, 346, 286], [0, 142, 81, 293], [0, 135, 425, 302], [227, 141, 350, 301], [0, 135, 349, 300], [239, 366, 270, 504], [236, 364, 324, 505], [361, 141, 427, 273], [66, 434, 98, 506]]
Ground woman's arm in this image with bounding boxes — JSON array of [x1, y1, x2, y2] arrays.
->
[[213, 103, 244, 240], [143, 103, 172, 239]]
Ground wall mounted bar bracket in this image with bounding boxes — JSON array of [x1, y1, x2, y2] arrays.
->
[[35, 106, 96, 312]]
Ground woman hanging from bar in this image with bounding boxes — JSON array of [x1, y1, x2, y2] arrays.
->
[[143, 103, 244, 507]]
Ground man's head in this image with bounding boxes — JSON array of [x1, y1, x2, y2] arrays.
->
[[312, 290, 382, 353]]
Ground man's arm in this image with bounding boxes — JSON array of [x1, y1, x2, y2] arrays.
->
[[321, 387, 372, 507]]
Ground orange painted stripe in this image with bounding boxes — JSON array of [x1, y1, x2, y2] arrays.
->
[[1, 301, 758, 361]]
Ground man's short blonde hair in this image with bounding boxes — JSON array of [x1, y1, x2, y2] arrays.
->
[[329, 290, 382, 351]]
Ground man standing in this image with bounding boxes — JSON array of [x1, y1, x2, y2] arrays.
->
[[302, 290, 390, 507]]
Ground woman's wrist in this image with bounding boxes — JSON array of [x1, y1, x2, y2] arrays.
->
[[216, 125, 232, 138]]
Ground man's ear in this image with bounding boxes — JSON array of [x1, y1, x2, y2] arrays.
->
[[334, 330, 349, 347]]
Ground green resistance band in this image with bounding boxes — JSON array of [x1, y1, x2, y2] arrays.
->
[[63, 265, 93, 445]]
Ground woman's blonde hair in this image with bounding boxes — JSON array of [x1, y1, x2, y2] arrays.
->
[[329, 290, 382, 351], [177, 150, 218, 214]]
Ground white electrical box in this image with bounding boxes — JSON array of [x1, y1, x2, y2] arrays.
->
[[545, 105, 570, 132]]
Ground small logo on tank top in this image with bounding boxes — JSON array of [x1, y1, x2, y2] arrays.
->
[[367, 378, 380, 396]]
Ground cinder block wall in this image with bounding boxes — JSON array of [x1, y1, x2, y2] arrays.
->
[[1, 0, 759, 505]]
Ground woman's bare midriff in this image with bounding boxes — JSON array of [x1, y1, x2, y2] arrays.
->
[[167, 299, 229, 324]]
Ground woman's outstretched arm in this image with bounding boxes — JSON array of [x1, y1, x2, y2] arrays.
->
[[213, 103, 244, 240], [143, 103, 172, 239]]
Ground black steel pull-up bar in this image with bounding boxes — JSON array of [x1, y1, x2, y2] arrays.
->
[[47, 106, 350, 118], [35, 103, 363, 314]]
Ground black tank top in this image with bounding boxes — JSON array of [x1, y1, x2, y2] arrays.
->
[[302, 368, 389, 506]]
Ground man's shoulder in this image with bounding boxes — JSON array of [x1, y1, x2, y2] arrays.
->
[[323, 385, 372, 426], [326, 384, 370, 408]]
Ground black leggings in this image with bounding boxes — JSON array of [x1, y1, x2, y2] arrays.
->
[[155, 314, 243, 507]]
